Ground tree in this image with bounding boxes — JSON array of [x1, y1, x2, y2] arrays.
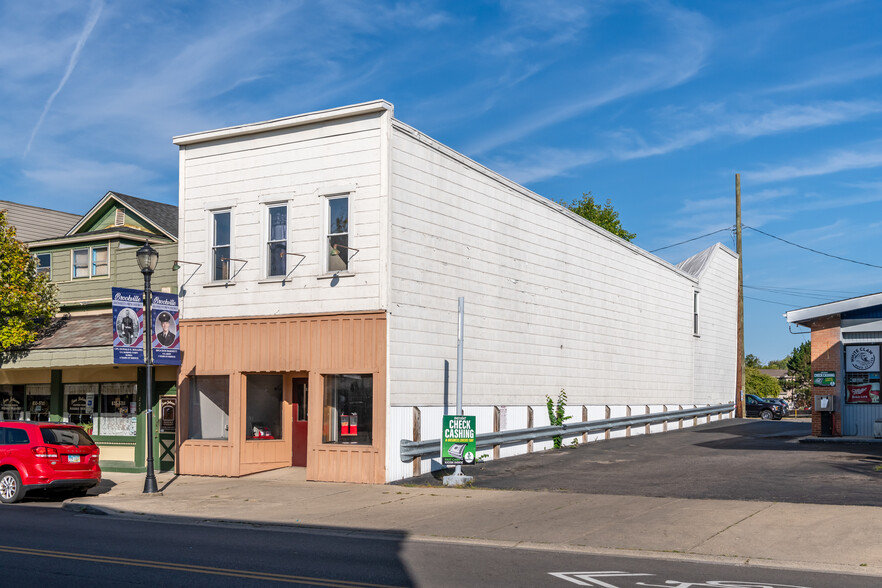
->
[[786, 341, 812, 408], [745, 366, 781, 397], [745, 354, 762, 368], [560, 192, 636, 242], [766, 358, 788, 370], [0, 211, 59, 357]]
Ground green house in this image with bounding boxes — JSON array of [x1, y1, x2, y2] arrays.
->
[[0, 192, 178, 473]]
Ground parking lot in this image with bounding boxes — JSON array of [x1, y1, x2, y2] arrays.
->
[[403, 418, 882, 506]]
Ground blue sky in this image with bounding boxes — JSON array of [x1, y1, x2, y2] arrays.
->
[[3, 0, 882, 363]]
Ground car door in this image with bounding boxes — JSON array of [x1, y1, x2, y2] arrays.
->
[[745, 395, 759, 417]]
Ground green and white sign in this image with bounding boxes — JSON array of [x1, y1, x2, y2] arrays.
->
[[813, 371, 836, 387], [441, 415, 476, 466]]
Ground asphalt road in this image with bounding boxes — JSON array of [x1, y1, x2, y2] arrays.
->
[[400, 418, 882, 506], [1, 504, 877, 587]]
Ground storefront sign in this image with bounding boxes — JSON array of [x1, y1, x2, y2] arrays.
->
[[67, 394, 94, 415], [160, 397, 177, 433], [845, 345, 880, 372], [813, 371, 836, 387], [441, 415, 476, 466], [151, 292, 181, 366], [113, 287, 144, 364]]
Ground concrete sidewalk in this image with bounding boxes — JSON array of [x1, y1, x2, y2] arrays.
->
[[63, 468, 882, 577]]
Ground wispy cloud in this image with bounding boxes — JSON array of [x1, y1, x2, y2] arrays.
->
[[749, 144, 882, 183], [464, 3, 713, 155], [24, 0, 103, 157]]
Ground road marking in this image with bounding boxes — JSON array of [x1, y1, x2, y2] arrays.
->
[[550, 571, 654, 587], [0, 544, 405, 587]]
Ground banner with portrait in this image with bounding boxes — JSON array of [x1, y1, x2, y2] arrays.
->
[[151, 292, 181, 365], [112, 287, 144, 364]]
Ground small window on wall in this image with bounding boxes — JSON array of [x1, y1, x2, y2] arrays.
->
[[267, 205, 287, 277], [188, 376, 229, 440], [0, 385, 25, 421], [323, 374, 372, 445], [845, 345, 881, 404], [72, 248, 89, 278], [693, 291, 700, 336], [36, 253, 51, 277], [92, 246, 109, 276], [245, 375, 282, 440], [212, 210, 231, 281], [326, 196, 349, 273]]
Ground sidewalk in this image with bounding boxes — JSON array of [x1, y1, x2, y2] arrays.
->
[[64, 468, 882, 577]]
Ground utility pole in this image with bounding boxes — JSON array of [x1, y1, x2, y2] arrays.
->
[[736, 174, 745, 418]]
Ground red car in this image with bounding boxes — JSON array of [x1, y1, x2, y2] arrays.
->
[[0, 421, 101, 504]]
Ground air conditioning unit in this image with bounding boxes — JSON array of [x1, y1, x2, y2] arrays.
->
[[874, 419, 882, 439]]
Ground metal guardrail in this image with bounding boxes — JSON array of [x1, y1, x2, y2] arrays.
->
[[400, 403, 735, 462]]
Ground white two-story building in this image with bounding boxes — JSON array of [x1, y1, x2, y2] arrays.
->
[[172, 100, 737, 483]]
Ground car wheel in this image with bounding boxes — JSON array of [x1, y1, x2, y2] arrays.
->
[[760, 410, 773, 420], [0, 470, 24, 504]]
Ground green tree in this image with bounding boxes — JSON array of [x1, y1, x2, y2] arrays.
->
[[746, 366, 781, 397], [745, 354, 762, 368], [766, 358, 788, 370], [786, 341, 812, 408], [559, 192, 636, 242], [0, 211, 59, 357]]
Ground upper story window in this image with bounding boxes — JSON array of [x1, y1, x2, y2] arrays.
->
[[326, 195, 349, 273], [212, 210, 231, 281], [267, 205, 287, 277], [693, 291, 700, 336], [72, 245, 110, 279], [92, 246, 108, 276], [35, 253, 51, 277]]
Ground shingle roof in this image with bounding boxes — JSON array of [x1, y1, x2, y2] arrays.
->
[[1, 200, 82, 242], [33, 313, 113, 350], [110, 192, 178, 238]]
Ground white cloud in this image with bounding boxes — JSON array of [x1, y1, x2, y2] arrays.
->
[[749, 145, 882, 183]]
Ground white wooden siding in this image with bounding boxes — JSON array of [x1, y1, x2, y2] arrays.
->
[[693, 244, 739, 404], [177, 112, 387, 319], [388, 123, 710, 408]]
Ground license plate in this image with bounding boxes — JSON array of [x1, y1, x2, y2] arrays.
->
[[68, 455, 81, 464]]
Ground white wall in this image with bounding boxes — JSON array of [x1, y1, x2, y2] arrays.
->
[[693, 244, 739, 405], [176, 111, 389, 319], [387, 121, 721, 410]]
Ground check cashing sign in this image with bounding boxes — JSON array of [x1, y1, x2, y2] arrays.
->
[[441, 415, 476, 466]]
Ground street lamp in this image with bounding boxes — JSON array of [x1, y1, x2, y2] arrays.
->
[[136, 241, 160, 494]]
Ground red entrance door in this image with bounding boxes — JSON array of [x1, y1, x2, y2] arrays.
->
[[292, 378, 308, 467]]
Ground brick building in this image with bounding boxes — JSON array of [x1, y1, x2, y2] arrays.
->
[[786, 294, 882, 438]]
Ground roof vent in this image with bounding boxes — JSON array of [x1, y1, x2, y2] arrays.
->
[[115, 209, 125, 226]]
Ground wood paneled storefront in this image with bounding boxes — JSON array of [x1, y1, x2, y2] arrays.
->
[[176, 312, 386, 483]]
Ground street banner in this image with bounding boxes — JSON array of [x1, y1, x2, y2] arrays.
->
[[441, 415, 476, 466], [112, 287, 144, 364], [151, 292, 181, 366]]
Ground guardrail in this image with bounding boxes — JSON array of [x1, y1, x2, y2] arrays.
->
[[400, 403, 735, 462]]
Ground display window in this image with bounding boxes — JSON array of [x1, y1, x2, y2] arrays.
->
[[0, 385, 25, 420], [245, 374, 282, 440], [188, 376, 229, 440], [97, 383, 137, 436], [844, 345, 882, 404], [322, 374, 372, 445], [63, 384, 98, 432], [25, 384, 51, 421]]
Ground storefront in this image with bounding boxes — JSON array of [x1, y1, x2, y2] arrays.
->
[[786, 295, 882, 438], [176, 312, 386, 482]]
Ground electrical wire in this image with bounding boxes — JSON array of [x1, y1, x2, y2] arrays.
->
[[649, 226, 734, 253], [743, 225, 882, 270]]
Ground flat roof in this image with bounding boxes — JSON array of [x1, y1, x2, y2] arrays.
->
[[785, 292, 882, 326]]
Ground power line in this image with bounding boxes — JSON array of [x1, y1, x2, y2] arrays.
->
[[743, 225, 882, 270], [744, 295, 798, 307], [650, 226, 734, 253]]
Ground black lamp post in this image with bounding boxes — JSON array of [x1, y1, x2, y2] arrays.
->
[[136, 241, 160, 494]]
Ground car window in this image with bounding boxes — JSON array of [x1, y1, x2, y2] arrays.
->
[[41, 427, 94, 447], [746, 396, 756, 405], [0, 427, 30, 445]]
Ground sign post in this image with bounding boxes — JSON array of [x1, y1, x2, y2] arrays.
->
[[444, 297, 474, 486]]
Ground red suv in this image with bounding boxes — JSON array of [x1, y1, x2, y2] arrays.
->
[[0, 422, 101, 504]]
